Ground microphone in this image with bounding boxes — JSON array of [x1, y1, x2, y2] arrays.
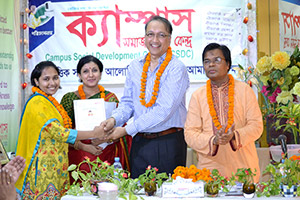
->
[[278, 134, 288, 159]]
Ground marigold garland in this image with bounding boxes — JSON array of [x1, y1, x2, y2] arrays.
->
[[32, 87, 72, 128], [139, 46, 172, 107], [206, 74, 234, 133], [172, 165, 212, 182], [78, 84, 105, 99]]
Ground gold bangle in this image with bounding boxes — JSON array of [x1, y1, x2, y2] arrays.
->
[[74, 141, 80, 150]]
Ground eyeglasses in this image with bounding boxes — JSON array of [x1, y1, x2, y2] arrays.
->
[[145, 32, 170, 39], [203, 57, 225, 66]]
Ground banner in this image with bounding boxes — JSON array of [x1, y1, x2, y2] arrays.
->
[[279, 0, 300, 54], [0, 0, 20, 152], [28, 0, 254, 86]]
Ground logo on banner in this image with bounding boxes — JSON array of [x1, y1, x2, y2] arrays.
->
[[29, 1, 54, 52]]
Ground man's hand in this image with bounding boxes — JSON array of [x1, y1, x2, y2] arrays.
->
[[101, 117, 115, 132], [217, 125, 235, 145], [93, 124, 108, 140], [106, 127, 128, 141], [213, 127, 225, 145]]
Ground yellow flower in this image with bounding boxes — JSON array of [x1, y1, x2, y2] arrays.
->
[[271, 51, 290, 70], [292, 82, 300, 97], [290, 65, 300, 76], [256, 56, 272, 73], [276, 77, 285, 85], [276, 90, 293, 104], [259, 75, 270, 86]]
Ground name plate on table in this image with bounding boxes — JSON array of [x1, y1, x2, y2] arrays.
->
[[162, 177, 204, 198]]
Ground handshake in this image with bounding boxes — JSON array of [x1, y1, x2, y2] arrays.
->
[[91, 117, 128, 147]]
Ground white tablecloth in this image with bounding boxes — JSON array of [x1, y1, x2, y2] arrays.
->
[[62, 190, 299, 200], [62, 194, 299, 200]]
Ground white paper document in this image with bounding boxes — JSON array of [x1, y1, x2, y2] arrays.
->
[[74, 98, 106, 131], [73, 99, 117, 150]]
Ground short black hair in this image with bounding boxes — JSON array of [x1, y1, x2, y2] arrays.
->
[[30, 61, 59, 86], [202, 43, 232, 71], [145, 15, 173, 35], [77, 55, 103, 75]]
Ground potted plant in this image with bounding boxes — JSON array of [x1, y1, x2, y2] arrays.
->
[[67, 157, 142, 199], [234, 168, 256, 198], [205, 169, 233, 197], [138, 165, 168, 196], [275, 103, 300, 144], [257, 156, 300, 197]]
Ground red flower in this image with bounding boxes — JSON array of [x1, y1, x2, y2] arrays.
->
[[122, 173, 128, 178]]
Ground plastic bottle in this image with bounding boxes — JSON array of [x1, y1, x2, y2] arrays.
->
[[113, 157, 123, 175]]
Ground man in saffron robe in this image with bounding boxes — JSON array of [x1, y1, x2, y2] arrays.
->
[[184, 43, 263, 182]]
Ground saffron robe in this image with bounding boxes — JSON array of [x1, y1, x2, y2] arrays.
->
[[184, 79, 263, 182]]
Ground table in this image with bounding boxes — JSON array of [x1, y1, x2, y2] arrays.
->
[[62, 194, 299, 199], [62, 189, 299, 200]]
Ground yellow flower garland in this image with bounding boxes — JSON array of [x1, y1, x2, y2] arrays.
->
[[139, 46, 172, 107], [32, 86, 72, 128], [206, 74, 234, 133], [78, 84, 105, 99]]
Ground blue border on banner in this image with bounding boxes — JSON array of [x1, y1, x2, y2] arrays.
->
[[282, 0, 300, 5]]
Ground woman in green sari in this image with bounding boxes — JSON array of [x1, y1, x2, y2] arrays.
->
[[61, 56, 131, 180]]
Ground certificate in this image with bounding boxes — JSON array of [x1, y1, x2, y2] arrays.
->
[[74, 98, 106, 131], [0, 139, 9, 165]]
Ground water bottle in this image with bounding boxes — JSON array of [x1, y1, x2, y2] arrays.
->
[[113, 157, 123, 175]]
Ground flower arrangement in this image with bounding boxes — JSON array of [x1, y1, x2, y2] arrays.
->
[[257, 156, 300, 197], [172, 165, 212, 182], [138, 165, 168, 188], [234, 46, 300, 117]]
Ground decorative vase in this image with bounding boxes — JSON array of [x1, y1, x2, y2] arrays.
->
[[144, 181, 157, 196], [280, 184, 297, 198], [206, 183, 219, 197], [243, 182, 256, 198], [90, 180, 102, 195]]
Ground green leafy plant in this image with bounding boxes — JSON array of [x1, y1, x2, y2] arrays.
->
[[234, 168, 256, 185], [257, 158, 300, 197], [275, 103, 300, 144], [66, 157, 143, 200], [138, 165, 168, 188], [206, 169, 234, 193]]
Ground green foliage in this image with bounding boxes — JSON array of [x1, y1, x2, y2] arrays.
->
[[206, 169, 235, 193], [275, 103, 300, 144], [138, 165, 168, 188], [257, 158, 300, 197], [66, 157, 143, 199], [234, 168, 256, 184]]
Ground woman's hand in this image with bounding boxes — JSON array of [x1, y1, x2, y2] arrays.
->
[[82, 144, 103, 156], [91, 138, 106, 146]]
